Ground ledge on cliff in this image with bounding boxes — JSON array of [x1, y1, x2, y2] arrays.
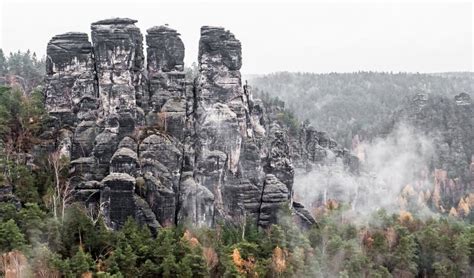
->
[[91, 17, 138, 25]]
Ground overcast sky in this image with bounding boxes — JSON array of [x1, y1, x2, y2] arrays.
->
[[1, 0, 472, 74]]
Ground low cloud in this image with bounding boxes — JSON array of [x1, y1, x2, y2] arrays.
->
[[294, 123, 437, 223]]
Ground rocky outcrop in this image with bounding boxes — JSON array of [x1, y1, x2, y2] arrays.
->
[[195, 26, 252, 221], [45, 32, 96, 127], [292, 122, 359, 174], [145, 25, 187, 138], [44, 18, 315, 230], [91, 18, 144, 123]]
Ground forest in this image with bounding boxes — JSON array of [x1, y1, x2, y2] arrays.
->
[[0, 51, 473, 277], [249, 72, 474, 147]]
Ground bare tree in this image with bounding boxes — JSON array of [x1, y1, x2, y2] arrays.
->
[[85, 201, 109, 225], [48, 150, 73, 222]]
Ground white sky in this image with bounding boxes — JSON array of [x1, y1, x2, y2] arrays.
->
[[0, 0, 472, 74]]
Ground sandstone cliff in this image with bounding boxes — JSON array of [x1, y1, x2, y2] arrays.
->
[[43, 18, 315, 230]]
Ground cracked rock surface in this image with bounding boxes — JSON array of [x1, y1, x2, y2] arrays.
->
[[44, 18, 315, 229]]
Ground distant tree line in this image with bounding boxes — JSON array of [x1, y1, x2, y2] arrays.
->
[[0, 49, 45, 93], [250, 71, 473, 147]]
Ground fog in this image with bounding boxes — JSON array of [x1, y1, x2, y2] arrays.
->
[[294, 123, 437, 223]]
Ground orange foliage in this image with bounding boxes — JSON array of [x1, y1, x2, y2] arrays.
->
[[457, 197, 471, 217], [1, 251, 29, 278], [457, 197, 470, 217], [203, 247, 219, 269], [81, 272, 93, 278], [432, 169, 448, 211], [398, 195, 408, 210], [449, 207, 459, 218], [231, 248, 257, 277], [231, 248, 244, 273], [467, 193, 474, 208], [401, 184, 416, 197], [398, 211, 413, 224], [361, 230, 374, 249], [326, 199, 339, 210], [182, 230, 200, 248], [271, 246, 287, 274]]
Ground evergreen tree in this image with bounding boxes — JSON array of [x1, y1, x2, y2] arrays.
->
[[69, 248, 94, 277], [392, 233, 418, 276], [0, 49, 7, 76], [0, 219, 27, 252], [161, 253, 178, 278], [179, 246, 208, 278], [17, 202, 47, 244], [106, 243, 138, 277], [140, 259, 160, 278]]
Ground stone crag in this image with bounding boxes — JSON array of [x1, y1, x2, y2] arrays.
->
[[44, 18, 315, 230]]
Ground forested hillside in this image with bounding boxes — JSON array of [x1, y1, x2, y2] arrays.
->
[[0, 49, 45, 93], [249, 72, 474, 147], [0, 48, 473, 277]]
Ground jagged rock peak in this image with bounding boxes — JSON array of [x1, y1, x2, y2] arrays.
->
[[45, 31, 96, 123], [146, 25, 185, 72], [91, 17, 144, 121], [48, 32, 90, 47], [43, 19, 316, 230], [455, 92, 471, 106], [147, 25, 180, 34], [199, 26, 242, 71], [91, 17, 138, 25], [46, 32, 93, 73]]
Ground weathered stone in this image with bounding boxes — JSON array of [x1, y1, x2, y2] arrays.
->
[[177, 172, 215, 227], [110, 148, 139, 176], [146, 25, 185, 73], [292, 201, 317, 229], [45, 32, 96, 126], [43, 19, 315, 231], [142, 173, 175, 226], [134, 195, 161, 233], [91, 18, 144, 122], [258, 174, 289, 227], [101, 173, 136, 229], [145, 25, 187, 141], [117, 136, 138, 151], [139, 133, 182, 190], [72, 121, 97, 159], [455, 92, 471, 106]]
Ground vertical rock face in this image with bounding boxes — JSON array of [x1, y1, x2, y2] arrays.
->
[[291, 122, 359, 174], [45, 32, 96, 126], [91, 18, 144, 124], [145, 26, 187, 139], [195, 26, 248, 220], [44, 18, 314, 230]]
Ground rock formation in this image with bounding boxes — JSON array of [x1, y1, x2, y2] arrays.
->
[[43, 18, 315, 230]]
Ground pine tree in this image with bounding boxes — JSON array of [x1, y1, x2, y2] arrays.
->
[[179, 246, 209, 278], [69, 248, 94, 277], [161, 253, 178, 278], [106, 243, 138, 277], [0, 49, 7, 76], [392, 233, 418, 276], [17, 202, 47, 243], [140, 259, 160, 278], [0, 219, 27, 252]]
